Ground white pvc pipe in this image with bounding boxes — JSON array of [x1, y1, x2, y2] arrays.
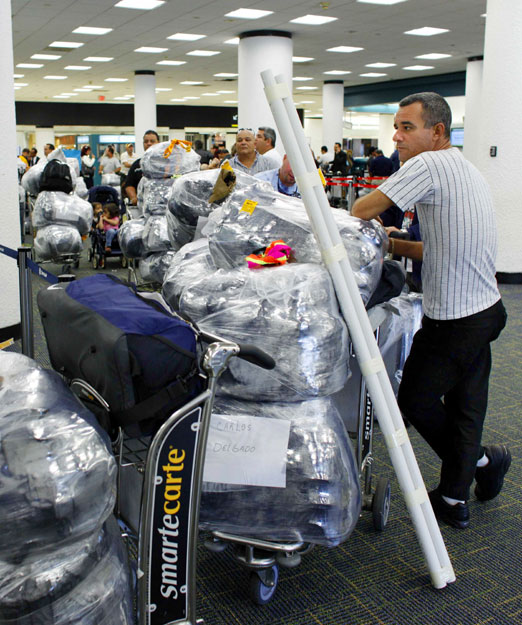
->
[[261, 69, 455, 589]]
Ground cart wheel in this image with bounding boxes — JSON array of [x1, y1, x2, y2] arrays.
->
[[121, 255, 128, 268], [249, 565, 279, 605], [372, 478, 391, 531]]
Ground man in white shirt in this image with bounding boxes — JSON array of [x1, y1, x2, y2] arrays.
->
[[352, 92, 509, 530], [318, 145, 333, 171], [98, 146, 121, 176], [229, 128, 271, 176], [255, 126, 283, 170], [120, 143, 137, 177]]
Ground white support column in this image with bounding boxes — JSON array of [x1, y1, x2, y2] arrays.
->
[[377, 114, 396, 158], [475, 0, 522, 277], [0, 0, 21, 341], [134, 70, 157, 156], [238, 30, 292, 144], [35, 127, 56, 153], [322, 81, 344, 152], [463, 57, 483, 164]]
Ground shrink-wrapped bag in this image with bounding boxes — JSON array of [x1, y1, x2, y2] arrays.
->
[[142, 215, 170, 253], [118, 217, 145, 258], [34, 224, 82, 260], [33, 190, 93, 235], [139, 250, 177, 284], [140, 140, 200, 179]]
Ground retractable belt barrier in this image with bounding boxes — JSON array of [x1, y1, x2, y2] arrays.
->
[[326, 176, 388, 189]]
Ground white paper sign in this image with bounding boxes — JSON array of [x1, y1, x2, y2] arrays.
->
[[202, 413, 291, 488]]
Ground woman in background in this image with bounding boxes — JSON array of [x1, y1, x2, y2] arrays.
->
[[80, 145, 96, 189]]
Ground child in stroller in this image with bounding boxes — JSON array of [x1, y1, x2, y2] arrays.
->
[[98, 203, 120, 252], [88, 186, 127, 269]]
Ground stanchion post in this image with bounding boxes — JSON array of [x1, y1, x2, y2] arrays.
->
[[17, 247, 34, 359]]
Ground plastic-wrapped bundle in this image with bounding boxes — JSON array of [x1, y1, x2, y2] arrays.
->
[[204, 185, 387, 304], [140, 177, 174, 217], [34, 224, 82, 260], [141, 140, 200, 179], [180, 262, 350, 401], [166, 210, 197, 251], [2, 518, 133, 625], [74, 175, 88, 199], [101, 173, 121, 187], [167, 168, 263, 227], [162, 238, 215, 309], [139, 250, 177, 284], [21, 160, 46, 196], [200, 397, 361, 547], [19, 185, 26, 209], [0, 353, 116, 560], [142, 215, 170, 253], [33, 190, 93, 235], [118, 218, 145, 258], [66, 157, 80, 177]]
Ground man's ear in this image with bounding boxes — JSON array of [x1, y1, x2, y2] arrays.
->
[[432, 122, 446, 140]]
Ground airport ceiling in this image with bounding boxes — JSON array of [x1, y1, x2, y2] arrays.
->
[[12, 0, 487, 114]]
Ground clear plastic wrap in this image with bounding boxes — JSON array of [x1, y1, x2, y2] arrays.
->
[[142, 215, 171, 253], [0, 353, 116, 560], [166, 210, 197, 251], [139, 250, 177, 284], [19, 185, 26, 209], [200, 397, 361, 547], [34, 224, 82, 260], [21, 160, 46, 196], [204, 185, 387, 304], [118, 218, 146, 258], [162, 238, 216, 309], [101, 173, 121, 187], [33, 190, 93, 235], [179, 262, 350, 401], [140, 177, 174, 217], [1, 517, 133, 625], [66, 157, 80, 177], [74, 176, 88, 199], [140, 140, 200, 179]]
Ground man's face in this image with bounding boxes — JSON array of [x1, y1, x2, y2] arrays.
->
[[143, 133, 158, 151], [30, 149, 37, 158], [236, 130, 256, 159], [279, 155, 295, 187], [334, 143, 341, 153], [43, 144, 53, 156], [255, 130, 270, 154], [393, 102, 438, 162], [128, 145, 134, 155]]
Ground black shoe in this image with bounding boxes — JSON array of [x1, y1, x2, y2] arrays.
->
[[428, 489, 470, 529], [475, 444, 511, 501]]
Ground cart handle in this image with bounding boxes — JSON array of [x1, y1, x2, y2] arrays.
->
[[237, 343, 276, 370]]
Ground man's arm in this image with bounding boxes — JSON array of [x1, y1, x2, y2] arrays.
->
[[351, 189, 395, 221], [389, 237, 424, 262]]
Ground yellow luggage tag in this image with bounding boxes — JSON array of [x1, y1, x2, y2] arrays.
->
[[240, 199, 258, 214]]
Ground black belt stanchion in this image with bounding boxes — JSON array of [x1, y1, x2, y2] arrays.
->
[[17, 247, 34, 358]]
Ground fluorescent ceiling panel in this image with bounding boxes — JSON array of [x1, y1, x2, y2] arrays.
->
[[17, 63, 43, 68], [65, 65, 92, 70], [327, 46, 364, 53], [155, 87, 172, 91], [114, 0, 165, 9], [180, 80, 203, 85], [73, 27, 113, 35], [293, 56, 314, 62], [357, 0, 408, 4], [49, 41, 84, 48], [293, 76, 313, 81], [31, 54, 61, 60], [403, 65, 435, 70], [157, 60, 186, 65], [224, 38, 240, 45], [168, 33, 205, 41], [323, 70, 351, 75], [44, 75, 68, 79], [13, 74, 24, 78], [366, 62, 396, 67], [186, 50, 220, 56], [135, 46, 168, 53], [201, 92, 219, 96], [296, 86, 318, 90], [290, 14, 338, 25], [214, 72, 238, 77], [415, 53, 452, 59], [224, 100, 237, 103], [225, 8, 273, 19], [183, 96, 200, 100], [404, 27, 449, 36], [14, 82, 28, 86], [105, 77, 128, 81], [84, 56, 113, 62], [170, 98, 185, 102], [360, 72, 387, 77]]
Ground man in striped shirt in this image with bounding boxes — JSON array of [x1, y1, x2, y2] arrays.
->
[[352, 92, 509, 530]]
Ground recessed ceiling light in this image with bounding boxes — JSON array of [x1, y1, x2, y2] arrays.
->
[[481, 13, 486, 17], [293, 76, 313, 81], [114, 0, 165, 9], [224, 100, 238, 104], [180, 80, 203, 85], [170, 98, 186, 102], [31, 54, 61, 60], [167, 33, 206, 41], [186, 50, 220, 56], [157, 60, 186, 66], [404, 27, 449, 36], [135, 46, 168, 53], [214, 72, 238, 77], [298, 100, 315, 103], [49, 41, 84, 48], [83, 85, 103, 88], [201, 92, 219, 96], [14, 82, 28, 87], [323, 70, 351, 75], [44, 75, 68, 80], [73, 26, 113, 35], [74, 88, 92, 92], [293, 56, 314, 63], [403, 65, 435, 70], [224, 38, 240, 45], [60, 93, 78, 96], [53, 95, 70, 98], [296, 86, 318, 90], [225, 8, 273, 19], [415, 53, 452, 59], [65, 65, 92, 70], [366, 62, 396, 68], [357, 0, 408, 4], [155, 87, 172, 91], [114, 96, 132, 100], [105, 77, 128, 82], [290, 14, 338, 25], [17, 63, 44, 68], [84, 56, 113, 62], [14, 86, 22, 90], [183, 96, 200, 100], [360, 72, 387, 77], [327, 46, 364, 53], [217, 90, 235, 94], [13, 74, 24, 78]]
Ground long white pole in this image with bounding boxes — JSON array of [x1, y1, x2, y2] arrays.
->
[[261, 69, 455, 589]]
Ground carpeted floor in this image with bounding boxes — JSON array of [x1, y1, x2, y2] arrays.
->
[[12, 250, 522, 625]]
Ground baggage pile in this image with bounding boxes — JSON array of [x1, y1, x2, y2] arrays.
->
[[0, 352, 133, 624]]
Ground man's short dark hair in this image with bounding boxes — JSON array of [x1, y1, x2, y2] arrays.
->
[[334, 142, 341, 148], [144, 129, 160, 140], [399, 92, 452, 139], [31, 147, 37, 154], [321, 145, 328, 152], [194, 139, 203, 150], [258, 126, 276, 148], [375, 149, 384, 156], [22, 148, 30, 155], [45, 143, 54, 151]]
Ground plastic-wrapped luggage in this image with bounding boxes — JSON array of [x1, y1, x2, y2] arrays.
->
[[21, 148, 73, 196], [204, 184, 387, 304], [166, 211, 198, 251], [179, 262, 350, 401], [66, 157, 80, 178], [33, 190, 93, 235], [118, 217, 146, 258], [74, 175, 88, 199], [140, 140, 200, 179], [34, 224, 82, 260], [101, 173, 121, 187], [139, 176, 174, 217], [200, 397, 361, 547], [139, 250, 177, 284], [142, 214, 171, 253]]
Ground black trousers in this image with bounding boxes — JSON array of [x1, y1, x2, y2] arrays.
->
[[398, 299, 507, 501]]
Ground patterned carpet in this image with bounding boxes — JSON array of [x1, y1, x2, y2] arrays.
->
[[12, 252, 522, 625]]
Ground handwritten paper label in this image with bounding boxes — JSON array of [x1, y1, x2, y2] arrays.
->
[[203, 413, 290, 488]]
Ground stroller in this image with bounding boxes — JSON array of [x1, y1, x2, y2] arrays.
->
[[87, 185, 127, 269]]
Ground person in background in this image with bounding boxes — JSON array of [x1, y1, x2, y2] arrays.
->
[[255, 127, 282, 169], [80, 145, 96, 189], [229, 129, 271, 176], [318, 145, 334, 171], [202, 147, 231, 170], [330, 142, 349, 176], [368, 149, 394, 177], [97, 202, 120, 252], [98, 146, 121, 176], [351, 91, 509, 530], [119, 143, 137, 184], [123, 130, 160, 206], [390, 147, 400, 173], [19, 148, 30, 172], [255, 154, 300, 198], [194, 139, 212, 166], [43, 143, 55, 158], [29, 148, 39, 166]]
